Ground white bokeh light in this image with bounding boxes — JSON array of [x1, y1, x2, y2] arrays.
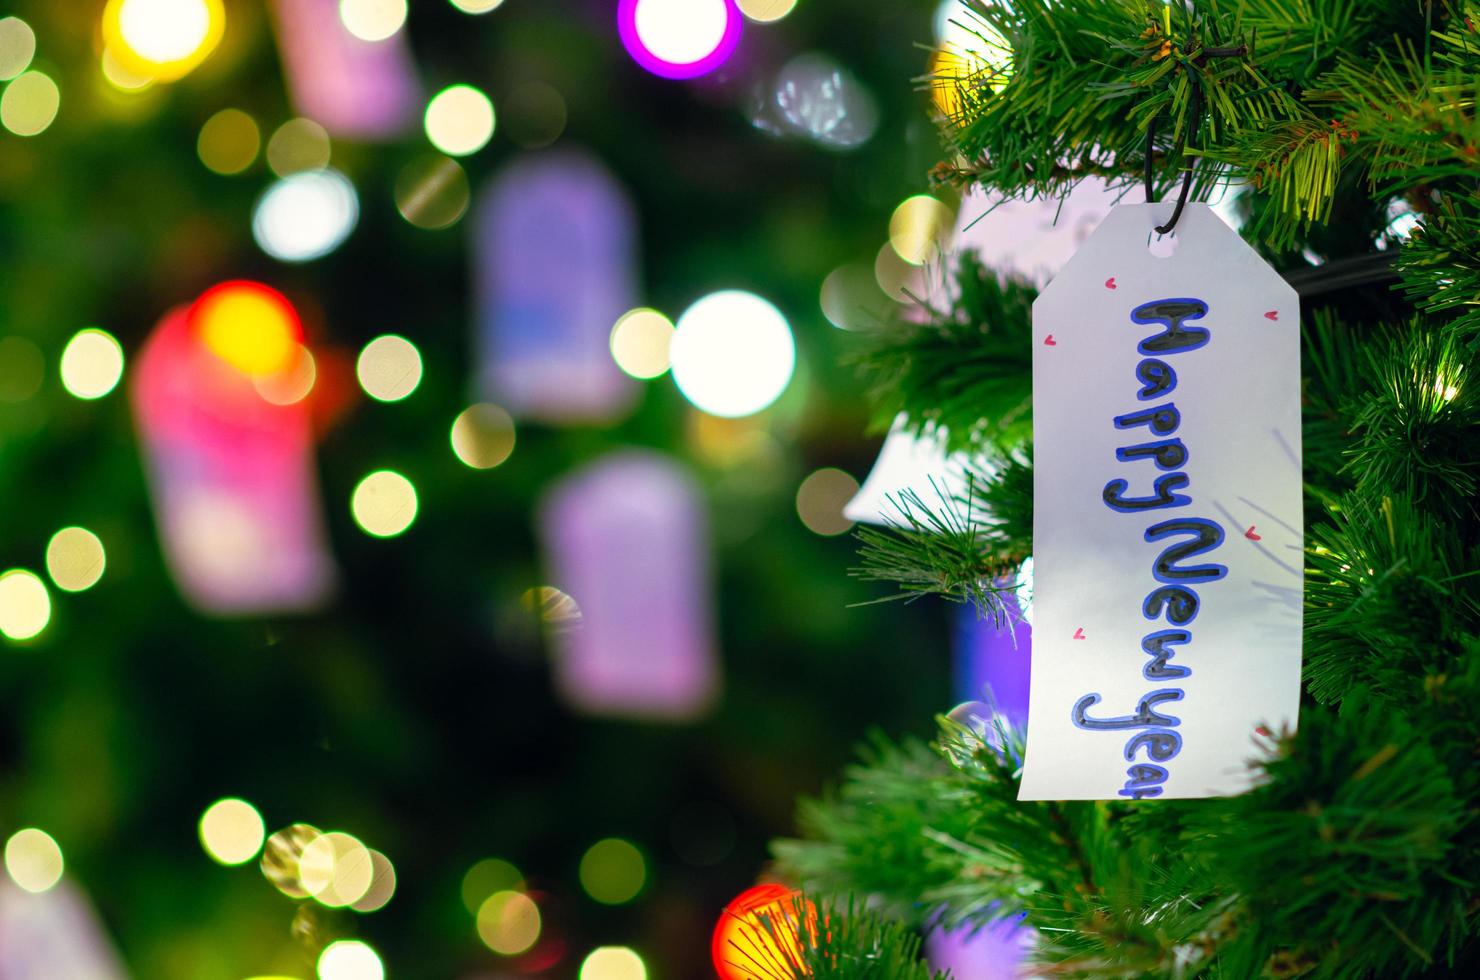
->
[[118, 0, 213, 63], [670, 290, 795, 418], [634, 0, 729, 65], [252, 168, 359, 263]]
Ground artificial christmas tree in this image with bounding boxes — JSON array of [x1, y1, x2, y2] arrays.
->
[[771, 1, 1480, 976]]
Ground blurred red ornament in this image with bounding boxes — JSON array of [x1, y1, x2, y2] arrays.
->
[[712, 883, 812, 980]]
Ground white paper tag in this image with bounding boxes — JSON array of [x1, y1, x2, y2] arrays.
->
[[1019, 202, 1303, 801]]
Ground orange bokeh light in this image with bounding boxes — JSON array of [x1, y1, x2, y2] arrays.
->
[[191, 280, 303, 378], [712, 883, 813, 980]]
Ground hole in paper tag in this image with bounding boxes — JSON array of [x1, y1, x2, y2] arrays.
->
[[1147, 230, 1178, 258]]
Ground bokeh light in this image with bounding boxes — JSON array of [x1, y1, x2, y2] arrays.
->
[[193, 281, 303, 378], [610, 308, 675, 379], [254, 169, 359, 263], [59, 328, 125, 399], [450, 0, 505, 12], [820, 262, 891, 330], [356, 334, 423, 402], [521, 585, 583, 633], [102, 0, 225, 82], [579, 838, 646, 905], [424, 84, 495, 156], [0, 336, 44, 403], [300, 831, 374, 907], [874, 240, 926, 302], [394, 155, 470, 230], [670, 290, 795, 418], [796, 468, 860, 536], [100, 46, 155, 92], [581, 947, 648, 980], [317, 939, 384, 980], [461, 857, 524, 914], [4, 829, 63, 893], [251, 345, 317, 406], [618, 0, 743, 80], [772, 53, 878, 150], [351, 470, 418, 538], [931, 0, 1014, 122], [0, 569, 51, 642], [477, 890, 542, 955], [889, 194, 954, 265], [339, 0, 408, 43], [450, 403, 516, 469], [0, 17, 36, 81], [0, 70, 59, 137], [503, 81, 567, 149], [738, 0, 796, 22], [351, 849, 397, 913], [198, 108, 260, 175], [261, 823, 321, 898], [198, 798, 266, 866], [45, 527, 107, 593], [267, 117, 332, 176], [712, 883, 810, 980]]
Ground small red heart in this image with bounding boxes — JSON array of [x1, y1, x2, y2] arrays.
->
[[1043, 334, 1057, 346], [1255, 725, 1272, 737], [1245, 525, 1262, 541], [1072, 627, 1086, 640], [1104, 277, 1117, 289], [1264, 310, 1278, 320]]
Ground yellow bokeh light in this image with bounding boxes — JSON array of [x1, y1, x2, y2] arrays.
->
[[351, 470, 418, 538], [450, 0, 506, 13], [889, 195, 954, 265], [1, 70, 59, 137], [339, 0, 408, 42], [477, 890, 541, 955], [503, 80, 567, 150], [45, 527, 107, 593], [4, 829, 63, 893], [199, 798, 266, 866], [521, 585, 583, 633], [0, 17, 37, 81], [393, 155, 470, 230], [351, 849, 397, 913], [59, 328, 125, 400], [102, 0, 225, 82], [0, 570, 50, 642], [424, 84, 496, 157], [450, 403, 516, 470], [737, 0, 798, 23], [578, 838, 646, 906], [266, 117, 332, 177], [317, 940, 384, 980], [356, 335, 422, 402], [260, 823, 321, 898], [874, 241, 923, 303], [100, 46, 155, 92], [820, 263, 890, 331], [300, 831, 374, 908], [461, 857, 524, 914], [197, 283, 301, 378], [198, 108, 260, 175], [252, 345, 317, 406], [796, 467, 860, 536], [580, 946, 648, 980], [610, 308, 675, 380]]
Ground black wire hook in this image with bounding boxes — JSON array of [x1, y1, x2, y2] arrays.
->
[[1142, 44, 1245, 236]]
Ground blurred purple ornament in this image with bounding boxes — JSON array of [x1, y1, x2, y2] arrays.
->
[[537, 451, 718, 719], [131, 308, 336, 615], [474, 150, 640, 423], [954, 599, 1030, 724], [927, 915, 1034, 980], [0, 880, 127, 980], [268, 0, 420, 139]]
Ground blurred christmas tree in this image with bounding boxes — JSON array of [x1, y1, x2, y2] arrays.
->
[[775, 1, 1480, 977], [0, 2, 968, 978]]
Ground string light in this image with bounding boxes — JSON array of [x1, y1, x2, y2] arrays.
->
[[477, 890, 541, 955], [580, 947, 648, 980], [339, 0, 408, 43], [450, 403, 516, 469], [394, 155, 470, 230], [796, 468, 860, 536], [356, 335, 423, 402], [266, 117, 332, 177], [888, 195, 954, 265], [450, 0, 505, 12], [578, 838, 646, 905], [461, 857, 524, 914], [59, 328, 125, 399], [317, 940, 384, 980], [101, 0, 225, 82], [610, 308, 675, 379], [737, 0, 796, 22], [618, 0, 743, 80], [254, 169, 359, 263], [351, 470, 418, 538], [198, 108, 260, 175], [351, 850, 397, 913], [0, 70, 59, 137], [193, 281, 303, 378], [0, 16, 36, 81]]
